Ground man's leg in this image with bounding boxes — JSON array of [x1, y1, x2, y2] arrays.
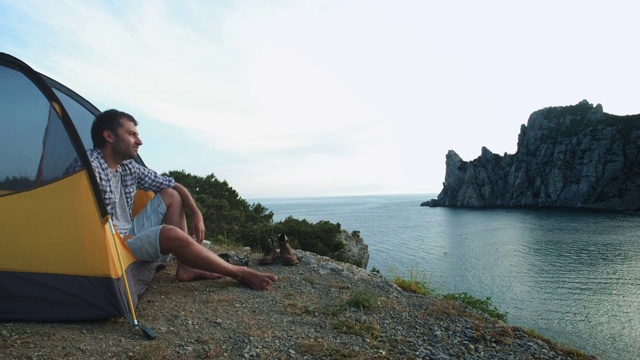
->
[[157, 188, 277, 289], [158, 225, 277, 290], [158, 188, 222, 281]]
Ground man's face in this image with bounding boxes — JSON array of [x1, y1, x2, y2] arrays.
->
[[111, 119, 143, 160]]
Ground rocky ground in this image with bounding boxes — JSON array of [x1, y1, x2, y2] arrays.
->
[[0, 248, 595, 360]]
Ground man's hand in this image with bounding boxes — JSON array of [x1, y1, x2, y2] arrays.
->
[[173, 182, 206, 244], [190, 211, 205, 244]]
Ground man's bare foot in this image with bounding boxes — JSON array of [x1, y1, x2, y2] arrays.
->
[[235, 267, 278, 290], [175, 262, 224, 282]]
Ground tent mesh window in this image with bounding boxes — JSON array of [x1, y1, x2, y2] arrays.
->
[[51, 87, 95, 151], [0, 66, 79, 192]]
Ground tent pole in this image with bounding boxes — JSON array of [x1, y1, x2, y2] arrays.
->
[[107, 217, 157, 340]]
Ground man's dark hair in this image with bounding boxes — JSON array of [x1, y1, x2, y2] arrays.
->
[[91, 109, 138, 148]]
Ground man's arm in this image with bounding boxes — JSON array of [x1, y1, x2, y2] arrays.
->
[[173, 182, 206, 243]]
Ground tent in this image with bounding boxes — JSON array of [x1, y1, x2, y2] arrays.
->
[[0, 52, 161, 338]]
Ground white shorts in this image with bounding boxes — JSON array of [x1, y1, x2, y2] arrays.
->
[[125, 195, 166, 261]]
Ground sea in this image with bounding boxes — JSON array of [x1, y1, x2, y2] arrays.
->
[[248, 193, 640, 360]]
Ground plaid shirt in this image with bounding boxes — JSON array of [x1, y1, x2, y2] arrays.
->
[[72, 148, 175, 219]]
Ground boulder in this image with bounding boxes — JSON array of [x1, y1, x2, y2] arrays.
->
[[330, 230, 369, 269]]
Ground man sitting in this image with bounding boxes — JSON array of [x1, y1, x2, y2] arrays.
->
[[76, 109, 277, 290]]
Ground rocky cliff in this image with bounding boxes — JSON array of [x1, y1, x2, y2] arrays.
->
[[0, 251, 592, 359], [423, 100, 640, 210], [331, 229, 369, 269]]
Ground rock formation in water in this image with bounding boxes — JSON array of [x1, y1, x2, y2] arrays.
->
[[422, 100, 640, 210]]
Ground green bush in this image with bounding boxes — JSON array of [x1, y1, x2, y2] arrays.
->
[[166, 170, 274, 250], [164, 170, 348, 256], [389, 266, 435, 295], [272, 216, 343, 257], [346, 284, 377, 310], [387, 267, 508, 322], [443, 292, 508, 322]]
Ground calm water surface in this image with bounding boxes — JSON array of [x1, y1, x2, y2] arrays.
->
[[250, 194, 640, 360]]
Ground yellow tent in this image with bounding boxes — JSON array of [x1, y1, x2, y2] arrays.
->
[[0, 52, 162, 339]]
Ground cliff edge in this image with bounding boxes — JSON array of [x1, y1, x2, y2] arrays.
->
[[423, 100, 640, 210], [0, 249, 592, 359]]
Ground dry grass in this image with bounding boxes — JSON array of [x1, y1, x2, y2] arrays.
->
[[345, 283, 378, 310], [131, 341, 171, 360], [427, 297, 466, 317], [282, 289, 321, 315], [302, 275, 317, 284], [300, 339, 375, 360], [299, 339, 327, 353], [333, 316, 382, 341]]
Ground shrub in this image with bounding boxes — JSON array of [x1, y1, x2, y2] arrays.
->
[[163, 170, 348, 257], [390, 266, 435, 295], [165, 170, 274, 250], [273, 216, 343, 257], [443, 292, 508, 322], [346, 284, 377, 310]]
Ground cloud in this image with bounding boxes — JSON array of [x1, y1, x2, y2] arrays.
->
[[2, 0, 640, 197]]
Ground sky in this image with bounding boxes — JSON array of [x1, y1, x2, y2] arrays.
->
[[1, 0, 639, 199]]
